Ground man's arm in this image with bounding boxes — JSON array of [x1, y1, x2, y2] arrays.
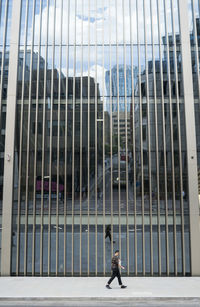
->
[[118, 259, 125, 270]]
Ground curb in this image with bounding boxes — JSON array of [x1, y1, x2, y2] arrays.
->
[[0, 297, 199, 302]]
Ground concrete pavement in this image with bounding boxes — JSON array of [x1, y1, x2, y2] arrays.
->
[[0, 277, 199, 304], [0, 302, 199, 307]]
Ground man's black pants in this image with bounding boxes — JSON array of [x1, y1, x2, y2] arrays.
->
[[107, 269, 122, 286], [105, 231, 111, 242]]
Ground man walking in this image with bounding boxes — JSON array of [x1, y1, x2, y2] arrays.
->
[[105, 224, 115, 243], [106, 250, 127, 289]]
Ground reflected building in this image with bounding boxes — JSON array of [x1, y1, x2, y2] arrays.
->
[[14, 51, 101, 210], [0, 51, 10, 201], [134, 31, 187, 199], [105, 65, 136, 97]]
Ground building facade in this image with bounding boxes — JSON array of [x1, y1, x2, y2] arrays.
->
[[0, 0, 200, 276]]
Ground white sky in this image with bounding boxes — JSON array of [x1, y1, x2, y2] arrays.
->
[[20, 0, 180, 95]]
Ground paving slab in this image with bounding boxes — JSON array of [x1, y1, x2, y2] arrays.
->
[[0, 277, 199, 302]]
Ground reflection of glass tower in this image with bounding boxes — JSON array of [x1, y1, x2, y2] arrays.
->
[[105, 65, 138, 97], [105, 65, 138, 111]]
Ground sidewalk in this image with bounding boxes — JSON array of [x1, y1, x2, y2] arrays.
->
[[0, 277, 200, 302]]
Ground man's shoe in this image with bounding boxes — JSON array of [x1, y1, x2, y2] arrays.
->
[[106, 284, 112, 289], [121, 285, 127, 289]]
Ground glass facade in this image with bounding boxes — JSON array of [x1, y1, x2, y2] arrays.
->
[[1, 0, 200, 277]]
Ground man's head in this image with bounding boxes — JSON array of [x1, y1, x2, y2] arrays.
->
[[115, 250, 119, 256]]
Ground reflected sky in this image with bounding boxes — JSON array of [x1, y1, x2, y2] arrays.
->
[[18, 0, 181, 98], [21, 0, 180, 46]]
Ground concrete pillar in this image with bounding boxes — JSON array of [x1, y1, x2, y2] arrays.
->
[[1, 0, 21, 276], [179, 0, 200, 276]]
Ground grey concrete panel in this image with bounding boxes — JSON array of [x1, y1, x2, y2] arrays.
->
[[179, 0, 200, 276], [1, 0, 21, 276]]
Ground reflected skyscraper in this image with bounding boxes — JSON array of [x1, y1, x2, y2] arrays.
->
[[105, 65, 135, 97]]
